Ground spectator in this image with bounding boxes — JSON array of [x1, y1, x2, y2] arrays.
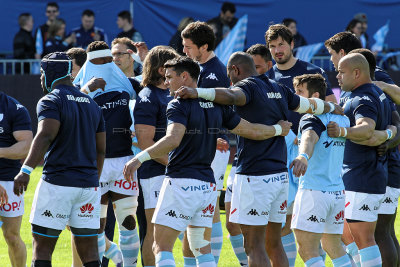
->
[[13, 13, 35, 73], [43, 18, 76, 56], [354, 13, 369, 48], [346, 18, 363, 39], [168, 17, 194, 55], [282, 18, 307, 49], [70, 9, 108, 49], [116, 10, 143, 42], [35, 2, 60, 58], [207, 2, 238, 47]]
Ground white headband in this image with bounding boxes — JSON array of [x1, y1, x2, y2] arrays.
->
[[87, 49, 112, 60]]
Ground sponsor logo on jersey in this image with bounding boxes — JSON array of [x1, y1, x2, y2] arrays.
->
[[266, 92, 282, 99], [67, 95, 90, 103], [206, 73, 218, 80], [199, 101, 214, 109], [139, 96, 151, 103], [335, 210, 344, 221]]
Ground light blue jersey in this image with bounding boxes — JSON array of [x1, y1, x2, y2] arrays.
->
[[297, 113, 350, 191], [285, 130, 299, 206]]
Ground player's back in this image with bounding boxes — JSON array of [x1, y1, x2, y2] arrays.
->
[[37, 85, 104, 187]]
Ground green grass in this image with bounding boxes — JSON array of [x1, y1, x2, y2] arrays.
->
[[0, 166, 399, 266]]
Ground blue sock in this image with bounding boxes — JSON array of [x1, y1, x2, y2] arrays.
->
[[183, 257, 196, 266], [196, 253, 216, 267], [282, 232, 296, 267], [346, 242, 361, 267], [119, 229, 140, 266], [104, 241, 123, 266], [211, 222, 223, 263], [305, 256, 325, 267], [155, 251, 175, 267], [332, 254, 352, 267], [97, 232, 106, 263], [178, 232, 184, 242], [359, 245, 382, 267], [229, 234, 248, 266]]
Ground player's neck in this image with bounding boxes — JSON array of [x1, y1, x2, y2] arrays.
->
[[124, 67, 135, 78], [276, 56, 297, 71], [123, 24, 133, 32], [199, 51, 215, 64]]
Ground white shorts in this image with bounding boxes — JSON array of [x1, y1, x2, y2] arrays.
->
[[211, 150, 230, 191], [0, 181, 24, 217], [378, 186, 400, 215], [100, 155, 138, 196], [140, 175, 164, 209], [229, 172, 289, 225], [291, 188, 345, 234], [224, 166, 236, 203], [345, 191, 384, 222], [30, 179, 101, 230], [152, 178, 218, 231]]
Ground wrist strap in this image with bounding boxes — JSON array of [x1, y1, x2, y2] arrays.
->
[[136, 150, 151, 163], [273, 124, 282, 136], [299, 153, 310, 161], [196, 88, 216, 101], [340, 127, 347, 138], [20, 164, 34, 175], [386, 129, 393, 140]]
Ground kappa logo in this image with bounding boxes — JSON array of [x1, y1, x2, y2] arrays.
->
[[202, 204, 215, 215], [280, 200, 287, 210], [206, 73, 218, 80], [139, 96, 151, 103], [80, 203, 94, 214], [335, 210, 344, 221], [383, 197, 393, 204], [307, 215, 319, 223], [42, 210, 54, 218], [359, 204, 370, 211], [247, 209, 259, 216], [166, 210, 177, 218]]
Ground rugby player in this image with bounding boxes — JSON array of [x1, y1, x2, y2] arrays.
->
[[327, 53, 394, 266], [0, 89, 32, 267], [289, 73, 351, 267], [13, 52, 106, 267], [181, 21, 231, 264], [124, 55, 292, 267], [246, 43, 273, 75], [175, 51, 343, 267]]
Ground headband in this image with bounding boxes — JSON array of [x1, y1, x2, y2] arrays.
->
[[87, 49, 112, 60]]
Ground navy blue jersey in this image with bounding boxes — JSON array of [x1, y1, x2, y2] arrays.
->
[[342, 83, 392, 194], [37, 85, 105, 187], [0, 92, 31, 181], [198, 56, 231, 142], [234, 75, 300, 176], [69, 26, 108, 49], [134, 85, 172, 179], [128, 77, 143, 95], [93, 91, 132, 158], [267, 59, 334, 134], [165, 98, 241, 182], [375, 66, 395, 85]]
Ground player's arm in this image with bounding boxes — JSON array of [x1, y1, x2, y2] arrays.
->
[[293, 96, 343, 116], [229, 119, 292, 140], [174, 86, 248, 106], [13, 118, 60, 196], [327, 117, 383, 143], [80, 78, 106, 94], [0, 130, 32, 159], [123, 122, 186, 182], [290, 130, 319, 177], [374, 81, 400, 104], [325, 94, 337, 104], [135, 124, 168, 165], [96, 132, 106, 178], [378, 110, 400, 156]]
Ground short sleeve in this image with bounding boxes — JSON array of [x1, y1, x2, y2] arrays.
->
[[11, 103, 32, 132], [97, 111, 105, 133], [353, 96, 378, 122], [280, 84, 300, 110], [221, 105, 241, 130], [36, 94, 61, 122], [134, 93, 159, 127], [166, 99, 188, 126], [299, 114, 326, 138], [235, 81, 253, 105]]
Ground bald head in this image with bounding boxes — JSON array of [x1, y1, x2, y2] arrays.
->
[[337, 53, 372, 92], [227, 52, 258, 84]]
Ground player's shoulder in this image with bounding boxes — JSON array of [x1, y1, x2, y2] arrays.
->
[[1, 93, 26, 113], [297, 59, 324, 74]]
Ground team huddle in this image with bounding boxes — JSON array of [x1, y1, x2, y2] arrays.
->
[[1, 20, 400, 267]]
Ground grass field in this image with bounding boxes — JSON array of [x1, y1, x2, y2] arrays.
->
[[1, 166, 400, 266]]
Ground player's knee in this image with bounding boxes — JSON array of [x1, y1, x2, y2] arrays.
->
[[226, 221, 240, 235], [3, 231, 20, 247], [187, 227, 210, 257], [113, 197, 137, 231]]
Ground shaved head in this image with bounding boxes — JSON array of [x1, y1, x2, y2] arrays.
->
[[227, 52, 257, 84], [339, 53, 370, 77], [337, 53, 372, 92]]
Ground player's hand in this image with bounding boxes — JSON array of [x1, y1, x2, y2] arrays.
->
[[377, 141, 389, 157], [216, 138, 229, 152], [327, 121, 340, 138], [123, 158, 141, 183], [331, 103, 344, 115], [277, 120, 292, 136], [373, 81, 389, 91], [289, 156, 308, 177], [87, 78, 106, 92], [13, 172, 30, 196], [174, 86, 198, 99], [133, 42, 149, 62], [294, 137, 299, 145], [0, 185, 8, 205]]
